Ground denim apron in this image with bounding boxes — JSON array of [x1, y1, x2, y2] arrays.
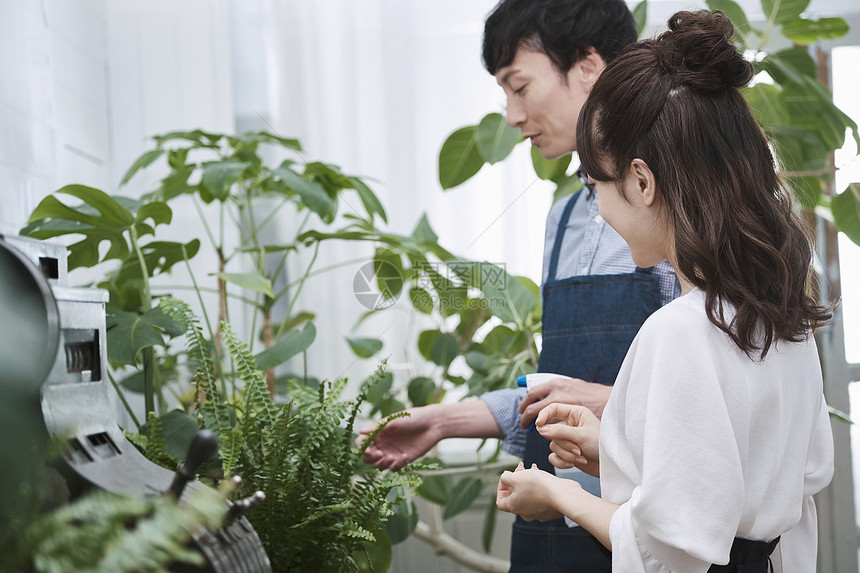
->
[[509, 190, 663, 573]]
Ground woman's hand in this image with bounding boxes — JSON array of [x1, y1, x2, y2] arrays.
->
[[536, 403, 602, 477], [496, 462, 571, 522]]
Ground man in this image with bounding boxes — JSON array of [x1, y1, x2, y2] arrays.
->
[[358, 0, 679, 570]]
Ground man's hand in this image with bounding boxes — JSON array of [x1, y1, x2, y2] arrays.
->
[[518, 376, 612, 427], [535, 403, 602, 477], [355, 400, 503, 472], [355, 406, 441, 471]]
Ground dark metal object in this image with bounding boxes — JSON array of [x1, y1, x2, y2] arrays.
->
[[0, 235, 61, 391], [0, 235, 272, 572], [169, 430, 220, 499]]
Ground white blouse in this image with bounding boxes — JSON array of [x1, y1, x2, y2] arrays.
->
[[600, 289, 834, 572]]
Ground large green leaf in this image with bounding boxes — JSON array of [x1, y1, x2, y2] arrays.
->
[[238, 131, 302, 151], [422, 265, 467, 318], [106, 306, 178, 364], [552, 173, 585, 206], [782, 76, 859, 151], [157, 166, 196, 201], [408, 286, 435, 314], [377, 396, 406, 417], [304, 161, 353, 193], [347, 175, 388, 223], [410, 213, 439, 245], [384, 499, 417, 545], [407, 376, 437, 407], [122, 239, 201, 278], [363, 371, 393, 406], [439, 125, 485, 189], [707, 0, 757, 48], [121, 148, 165, 186], [768, 125, 828, 170], [761, 0, 809, 26], [374, 247, 404, 300], [429, 333, 459, 368], [346, 337, 384, 358], [21, 186, 137, 270], [254, 321, 316, 370], [417, 330, 441, 361], [141, 409, 201, 462], [787, 176, 824, 210], [213, 271, 274, 298], [479, 264, 538, 325], [118, 362, 176, 393], [758, 48, 817, 86], [531, 147, 571, 181], [833, 184, 860, 246], [199, 159, 251, 201], [416, 462, 452, 505], [152, 129, 223, 147], [482, 325, 521, 356], [465, 350, 500, 375], [475, 113, 521, 164], [355, 525, 393, 572], [632, 0, 648, 37], [136, 201, 172, 231], [744, 83, 788, 128], [443, 477, 484, 520], [273, 165, 338, 223], [781, 17, 848, 45]]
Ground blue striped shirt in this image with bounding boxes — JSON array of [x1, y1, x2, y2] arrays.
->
[[481, 188, 681, 457]]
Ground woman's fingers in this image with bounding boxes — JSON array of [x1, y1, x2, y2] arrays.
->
[[537, 421, 585, 445], [548, 452, 575, 469], [535, 402, 575, 426], [548, 439, 581, 460]]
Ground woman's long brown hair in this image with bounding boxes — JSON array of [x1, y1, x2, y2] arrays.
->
[[577, 10, 831, 358]]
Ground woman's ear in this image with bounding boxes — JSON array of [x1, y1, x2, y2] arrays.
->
[[630, 158, 657, 207]]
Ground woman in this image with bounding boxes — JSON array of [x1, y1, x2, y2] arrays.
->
[[495, 10, 834, 572]]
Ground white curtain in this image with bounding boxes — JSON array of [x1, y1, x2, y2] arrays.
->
[[244, 0, 554, 388]]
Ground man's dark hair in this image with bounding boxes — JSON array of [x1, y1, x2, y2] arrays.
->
[[482, 0, 637, 76]]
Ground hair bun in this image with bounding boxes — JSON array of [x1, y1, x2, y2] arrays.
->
[[655, 10, 753, 92]]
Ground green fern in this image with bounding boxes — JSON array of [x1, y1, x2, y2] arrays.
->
[[159, 300, 425, 572], [134, 411, 177, 469], [159, 298, 236, 474], [22, 484, 228, 573]]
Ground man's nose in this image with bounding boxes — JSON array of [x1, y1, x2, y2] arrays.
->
[[505, 100, 526, 128]]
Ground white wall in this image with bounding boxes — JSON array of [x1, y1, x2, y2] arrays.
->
[[0, 0, 109, 235]]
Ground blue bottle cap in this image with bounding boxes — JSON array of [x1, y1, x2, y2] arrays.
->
[[516, 375, 527, 387]]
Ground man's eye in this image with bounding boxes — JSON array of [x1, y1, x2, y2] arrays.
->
[[513, 85, 526, 95]]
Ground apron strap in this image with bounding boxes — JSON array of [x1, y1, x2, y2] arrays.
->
[[547, 190, 582, 281]]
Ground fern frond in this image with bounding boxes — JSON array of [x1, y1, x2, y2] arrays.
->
[[220, 322, 278, 428], [138, 411, 176, 469], [160, 298, 235, 471]]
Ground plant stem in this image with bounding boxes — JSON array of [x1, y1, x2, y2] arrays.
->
[[107, 369, 141, 429], [192, 196, 219, 254], [129, 224, 157, 417], [272, 255, 370, 300], [275, 241, 320, 340], [256, 196, 292, 234], [152, 284, 259, 307], [181, 245, 218, 347]]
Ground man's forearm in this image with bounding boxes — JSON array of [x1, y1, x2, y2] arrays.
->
[[433, 400, 504, 440]]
